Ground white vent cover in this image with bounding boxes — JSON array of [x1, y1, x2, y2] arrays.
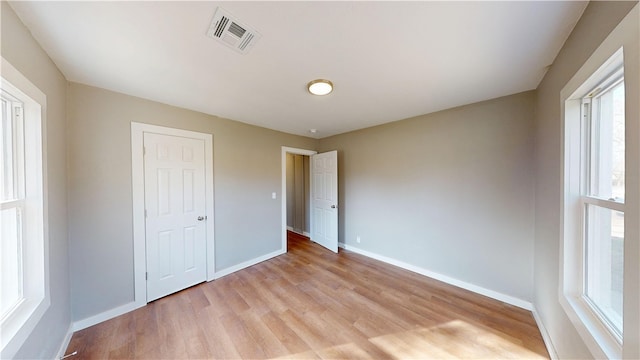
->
[[206, 7, 261, 55]]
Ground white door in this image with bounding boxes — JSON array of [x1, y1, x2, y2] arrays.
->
[[311, 151, 338, 253], [144, 132, 207, 301]]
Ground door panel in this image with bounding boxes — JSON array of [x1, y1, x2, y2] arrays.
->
[[311, 151, 338, 253], [184, 169, 195, 212], [184, 226, 197, 270], [158, 230, 173, 279], [144, 132, 207, 301]]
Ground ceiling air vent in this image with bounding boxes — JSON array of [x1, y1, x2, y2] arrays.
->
[[206, 7, 261, 55]]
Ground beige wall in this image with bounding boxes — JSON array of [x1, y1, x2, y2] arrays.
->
[[533, 2, 638, 358], [319, 91, 536, 302], [1, 3, 71, 359], [67, 83, 317, 321]]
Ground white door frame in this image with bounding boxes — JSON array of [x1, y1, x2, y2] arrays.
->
[[281, 146, 317, 252], [132, 122, 215, 308]]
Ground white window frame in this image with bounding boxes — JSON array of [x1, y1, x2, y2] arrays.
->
[[561, 48, 624, 359], [582, 74, 625, 338], [0, 58, 49, 359]]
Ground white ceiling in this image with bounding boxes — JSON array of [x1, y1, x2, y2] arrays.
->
[[9, 1, 587, 139]]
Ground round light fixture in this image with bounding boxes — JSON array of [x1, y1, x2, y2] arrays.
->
[[307, 79, 333, 96]]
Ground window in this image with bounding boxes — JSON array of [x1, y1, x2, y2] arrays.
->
[[1, 89, 26, 319], [582, 73, 625, 337], [0, 59, 49, 358], [561, 49, 624, 359]]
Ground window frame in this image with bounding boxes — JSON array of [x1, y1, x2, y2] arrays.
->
[[561, 48, 624, 359], [0, 58, 49, 359], [1, 91, 26, 319], [581, 73, 625, 339]]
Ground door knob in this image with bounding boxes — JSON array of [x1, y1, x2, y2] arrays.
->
[[197, 216, 206, 221], [331, 205, 336, 209]]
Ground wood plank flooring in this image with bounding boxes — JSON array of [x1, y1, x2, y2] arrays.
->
[[64, 232, 549, 359]]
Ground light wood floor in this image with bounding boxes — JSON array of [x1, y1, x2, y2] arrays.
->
[[64, 232, 549, 359]]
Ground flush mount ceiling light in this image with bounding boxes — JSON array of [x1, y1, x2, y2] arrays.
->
[[307, 79, 333, 96]]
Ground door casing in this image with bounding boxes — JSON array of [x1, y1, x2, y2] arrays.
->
[[132, 122, 215, 307]]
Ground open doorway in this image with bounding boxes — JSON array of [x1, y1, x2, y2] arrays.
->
[[286, 153, 311, 237], [281, 146, 339, 253], [281, 147, 316, 251]]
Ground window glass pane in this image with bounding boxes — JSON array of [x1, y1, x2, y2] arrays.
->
[[590, 81, 625, 201], [585, 204, 623, 335], [1, 207, 23, 318]]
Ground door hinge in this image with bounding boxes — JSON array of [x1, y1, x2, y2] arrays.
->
[[146, 272, 148, 280], [144, 209, 147, 218], [143, 146, 146, 156]]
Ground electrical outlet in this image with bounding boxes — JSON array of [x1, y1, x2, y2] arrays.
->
[[356, 236, 361, 243]]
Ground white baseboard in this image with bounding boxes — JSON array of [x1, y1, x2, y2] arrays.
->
[[338, 242, 532, 311], [54, 324, 74, 359], [214, 249, 285, 279], [72, 301, 140, 332], [287, 227, 311, 238], [532, 308, 559, 360]]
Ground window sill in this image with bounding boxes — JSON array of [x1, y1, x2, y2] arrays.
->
[[560, 293, 622, 359], [1, 295, 50, 358]]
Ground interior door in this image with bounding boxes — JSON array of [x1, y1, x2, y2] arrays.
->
[[144, 132, 207, 301], [311, 150, 338, 253]]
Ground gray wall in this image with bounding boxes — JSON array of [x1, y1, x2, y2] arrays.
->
[[1, 3, 71, 359], [304, 156, 310, 232], [67, 83, 317, 322], [319, 91, 536, 302], [532, 2, 638, 358], [286, 153, 295, 227]]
